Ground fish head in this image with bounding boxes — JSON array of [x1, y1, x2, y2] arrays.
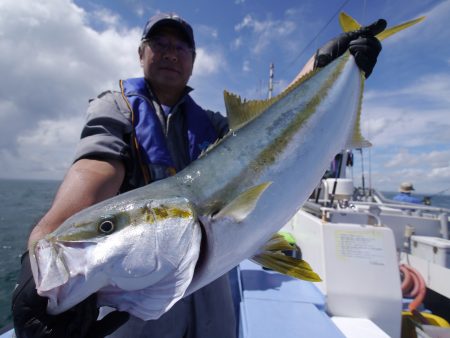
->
[[29, 196, 201, 314]]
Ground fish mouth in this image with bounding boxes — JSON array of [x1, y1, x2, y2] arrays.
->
[[30, 239, 70, 293], [31, 237, 94, 291]]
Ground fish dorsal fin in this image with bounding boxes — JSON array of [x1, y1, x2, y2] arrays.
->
[[251, 233, 321, 282], [224, 65, 321, 131], [223, 91, 277, 130], [213, 182, 272, 222], [203, 68, 315, 158]]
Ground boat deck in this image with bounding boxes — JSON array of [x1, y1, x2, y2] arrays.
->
[[237, 260, 390, 338]]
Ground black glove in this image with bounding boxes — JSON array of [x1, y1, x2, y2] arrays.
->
[[314, 19, 387, 78], [12, 251, 130, 338]]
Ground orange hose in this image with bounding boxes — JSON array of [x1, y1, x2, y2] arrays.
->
[[400, 265, 412, 293], [400, 264, 426, 311]]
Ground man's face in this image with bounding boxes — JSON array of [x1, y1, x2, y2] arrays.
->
[[140, 26, 195, 95]]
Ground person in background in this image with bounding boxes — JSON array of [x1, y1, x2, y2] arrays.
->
[[11, 12, 384, 338], [393, 182, 423, 204]]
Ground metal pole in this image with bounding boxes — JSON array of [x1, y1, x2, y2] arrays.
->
[[268, 63, 274, 99]]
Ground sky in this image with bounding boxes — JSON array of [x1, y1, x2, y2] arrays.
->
[[1, 0, 449, 195]]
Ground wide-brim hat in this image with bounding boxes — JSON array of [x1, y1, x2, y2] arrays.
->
[[141, 13, 195, 50], [399, 182, 415, 193]]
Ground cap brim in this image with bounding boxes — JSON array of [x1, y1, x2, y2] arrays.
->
[[143, 19, 194, 48]]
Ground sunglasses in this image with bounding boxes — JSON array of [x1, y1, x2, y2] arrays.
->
[[145, 37, 194, 57]]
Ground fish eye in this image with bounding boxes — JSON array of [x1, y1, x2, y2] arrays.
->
[[98, 218, 115, 234]]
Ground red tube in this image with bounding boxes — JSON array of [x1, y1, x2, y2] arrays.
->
[[400, 264, 426, 312], [400, 265, 412, 294]]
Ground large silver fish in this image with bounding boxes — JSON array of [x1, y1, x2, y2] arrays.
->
[[29, 13, 423, 320]]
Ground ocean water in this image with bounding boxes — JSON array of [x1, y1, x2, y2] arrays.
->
[[0, 179, 59, 329], [0, 179, 449, 330]]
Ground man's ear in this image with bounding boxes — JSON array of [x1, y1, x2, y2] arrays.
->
[[138, 46, 144, 67], [190, 52, 196, 75]]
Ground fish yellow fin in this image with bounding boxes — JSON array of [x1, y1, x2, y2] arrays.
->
[[214, 182, 272, 222], [338, 12, 424, 150], [339, 12, 362, 32], [224, 65, 322, 131], [346, 74, 372, 149], [250, 233, 321, 282], [251, 253, 321, 282], [339, 12, 425, 40], [376, 16, 425, 41], [277, 231, 297, 245], [261, 233, 297, 252], [223, 91, 277, 130]]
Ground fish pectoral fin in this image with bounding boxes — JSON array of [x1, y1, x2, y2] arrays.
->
[[261, 232, 298, 252], [213, 182, 272, 222], [251, 251, 322, 282]]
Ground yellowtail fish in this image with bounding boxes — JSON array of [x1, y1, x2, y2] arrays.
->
[[29, 12, 424, 320]]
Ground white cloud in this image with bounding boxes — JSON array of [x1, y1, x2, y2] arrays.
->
[[89, 7, 121, 28], [365, 73, 450, 107], [231, 37, 242, 50], [242, 60, 251, 72], [362, 70, 450, 151], [192, 48, 225, 76], [196, 24, 219, 40], [234, 14, 296, 54], [0, 0, 142, 179], [350, 0, 450, 195], [234, 15, 253, 31], [385, 149, 450, 169]]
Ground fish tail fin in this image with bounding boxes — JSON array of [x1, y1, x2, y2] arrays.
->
[[339, 12, 425, 40], [339, 12, 362, 32], [251, 233, 322, 282]]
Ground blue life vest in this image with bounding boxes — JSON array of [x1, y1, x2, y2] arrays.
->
[[120, 77, 218, 182]]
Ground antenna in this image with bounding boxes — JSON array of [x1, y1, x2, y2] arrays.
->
[[268, 63, 274, 99]]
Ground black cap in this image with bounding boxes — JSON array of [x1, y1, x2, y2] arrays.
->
[[141, 13, 195, 50]]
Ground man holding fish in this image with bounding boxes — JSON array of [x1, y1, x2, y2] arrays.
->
[[12, 12, 384, 338]]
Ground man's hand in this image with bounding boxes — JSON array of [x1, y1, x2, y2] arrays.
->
[[314, 19, 387, 78], [12, 251, 129, 338]]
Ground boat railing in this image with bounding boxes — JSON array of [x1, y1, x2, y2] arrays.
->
[[303, 197, 449, 242]]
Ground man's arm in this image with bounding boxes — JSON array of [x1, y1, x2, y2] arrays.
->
[[28, 158, 125, 247]]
